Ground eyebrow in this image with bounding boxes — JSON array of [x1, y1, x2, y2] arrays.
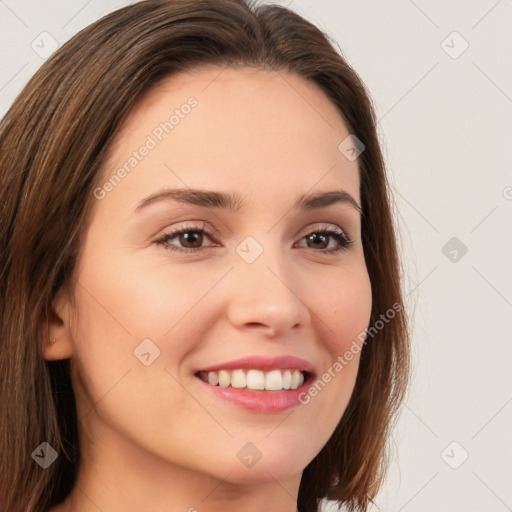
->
[[134, 187, 362, 214]]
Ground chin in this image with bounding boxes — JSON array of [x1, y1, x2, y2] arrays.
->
[[203, 440, 317, 484]]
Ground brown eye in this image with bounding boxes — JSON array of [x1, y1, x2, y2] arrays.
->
[[175, 230, 205, 249], [157, 229, 212, 250], [305, 232, 329, 249], [155, 223, 218, 253], [155, 223, 352, 255], [297, 227, 352, 254]]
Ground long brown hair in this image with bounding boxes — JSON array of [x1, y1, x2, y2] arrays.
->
[[0, 1, 410, 510]]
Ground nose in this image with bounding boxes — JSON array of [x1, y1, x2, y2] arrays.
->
[[225, 246, 312, 338]]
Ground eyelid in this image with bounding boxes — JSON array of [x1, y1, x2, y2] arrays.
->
[[296, 222, 348, 238], [161, 221, 220, 239]]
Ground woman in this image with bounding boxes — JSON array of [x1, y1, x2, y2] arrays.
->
[[0, 1, 410, 511]]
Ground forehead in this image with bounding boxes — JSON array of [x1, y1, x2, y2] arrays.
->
[[126, 65, 349, 134], [98, 66, 360, 212]]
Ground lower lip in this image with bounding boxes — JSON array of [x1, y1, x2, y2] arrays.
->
[[195, 376, 312, 413]]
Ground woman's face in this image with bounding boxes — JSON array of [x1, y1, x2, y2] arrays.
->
[[51, 66, 372, 485]]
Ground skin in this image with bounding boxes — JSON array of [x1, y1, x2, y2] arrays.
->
[[45, 66, 372, 512]]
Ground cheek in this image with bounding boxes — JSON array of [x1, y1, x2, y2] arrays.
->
[[67, 261, 206, 445], [316, 264, 373, 356], [75, 242, 224, 344], [68, 246, 231, 406], [297, 264, 372, 427]]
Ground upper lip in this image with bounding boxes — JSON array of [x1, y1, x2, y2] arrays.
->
[[197, 355, 316, 375]]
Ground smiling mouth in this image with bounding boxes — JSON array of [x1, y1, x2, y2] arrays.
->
[[196, 368, 310, 391]]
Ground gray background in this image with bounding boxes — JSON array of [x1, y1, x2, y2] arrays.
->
[[1, 1, 511, 511]]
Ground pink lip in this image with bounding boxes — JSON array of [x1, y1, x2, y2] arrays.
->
[[197, 355, 316, 373], [194, 355, 315, 414], [196, 379, 311, 413]]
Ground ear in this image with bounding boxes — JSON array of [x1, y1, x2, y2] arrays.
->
[[41, 286, 75, 361]]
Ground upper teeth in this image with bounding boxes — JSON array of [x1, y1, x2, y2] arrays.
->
[[199, 369, 305, 391]]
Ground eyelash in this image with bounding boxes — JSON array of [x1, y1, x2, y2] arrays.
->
[[154, 222, 353, 255]]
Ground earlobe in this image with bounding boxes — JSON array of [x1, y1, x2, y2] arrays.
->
[[43, 335, 73, 360]]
